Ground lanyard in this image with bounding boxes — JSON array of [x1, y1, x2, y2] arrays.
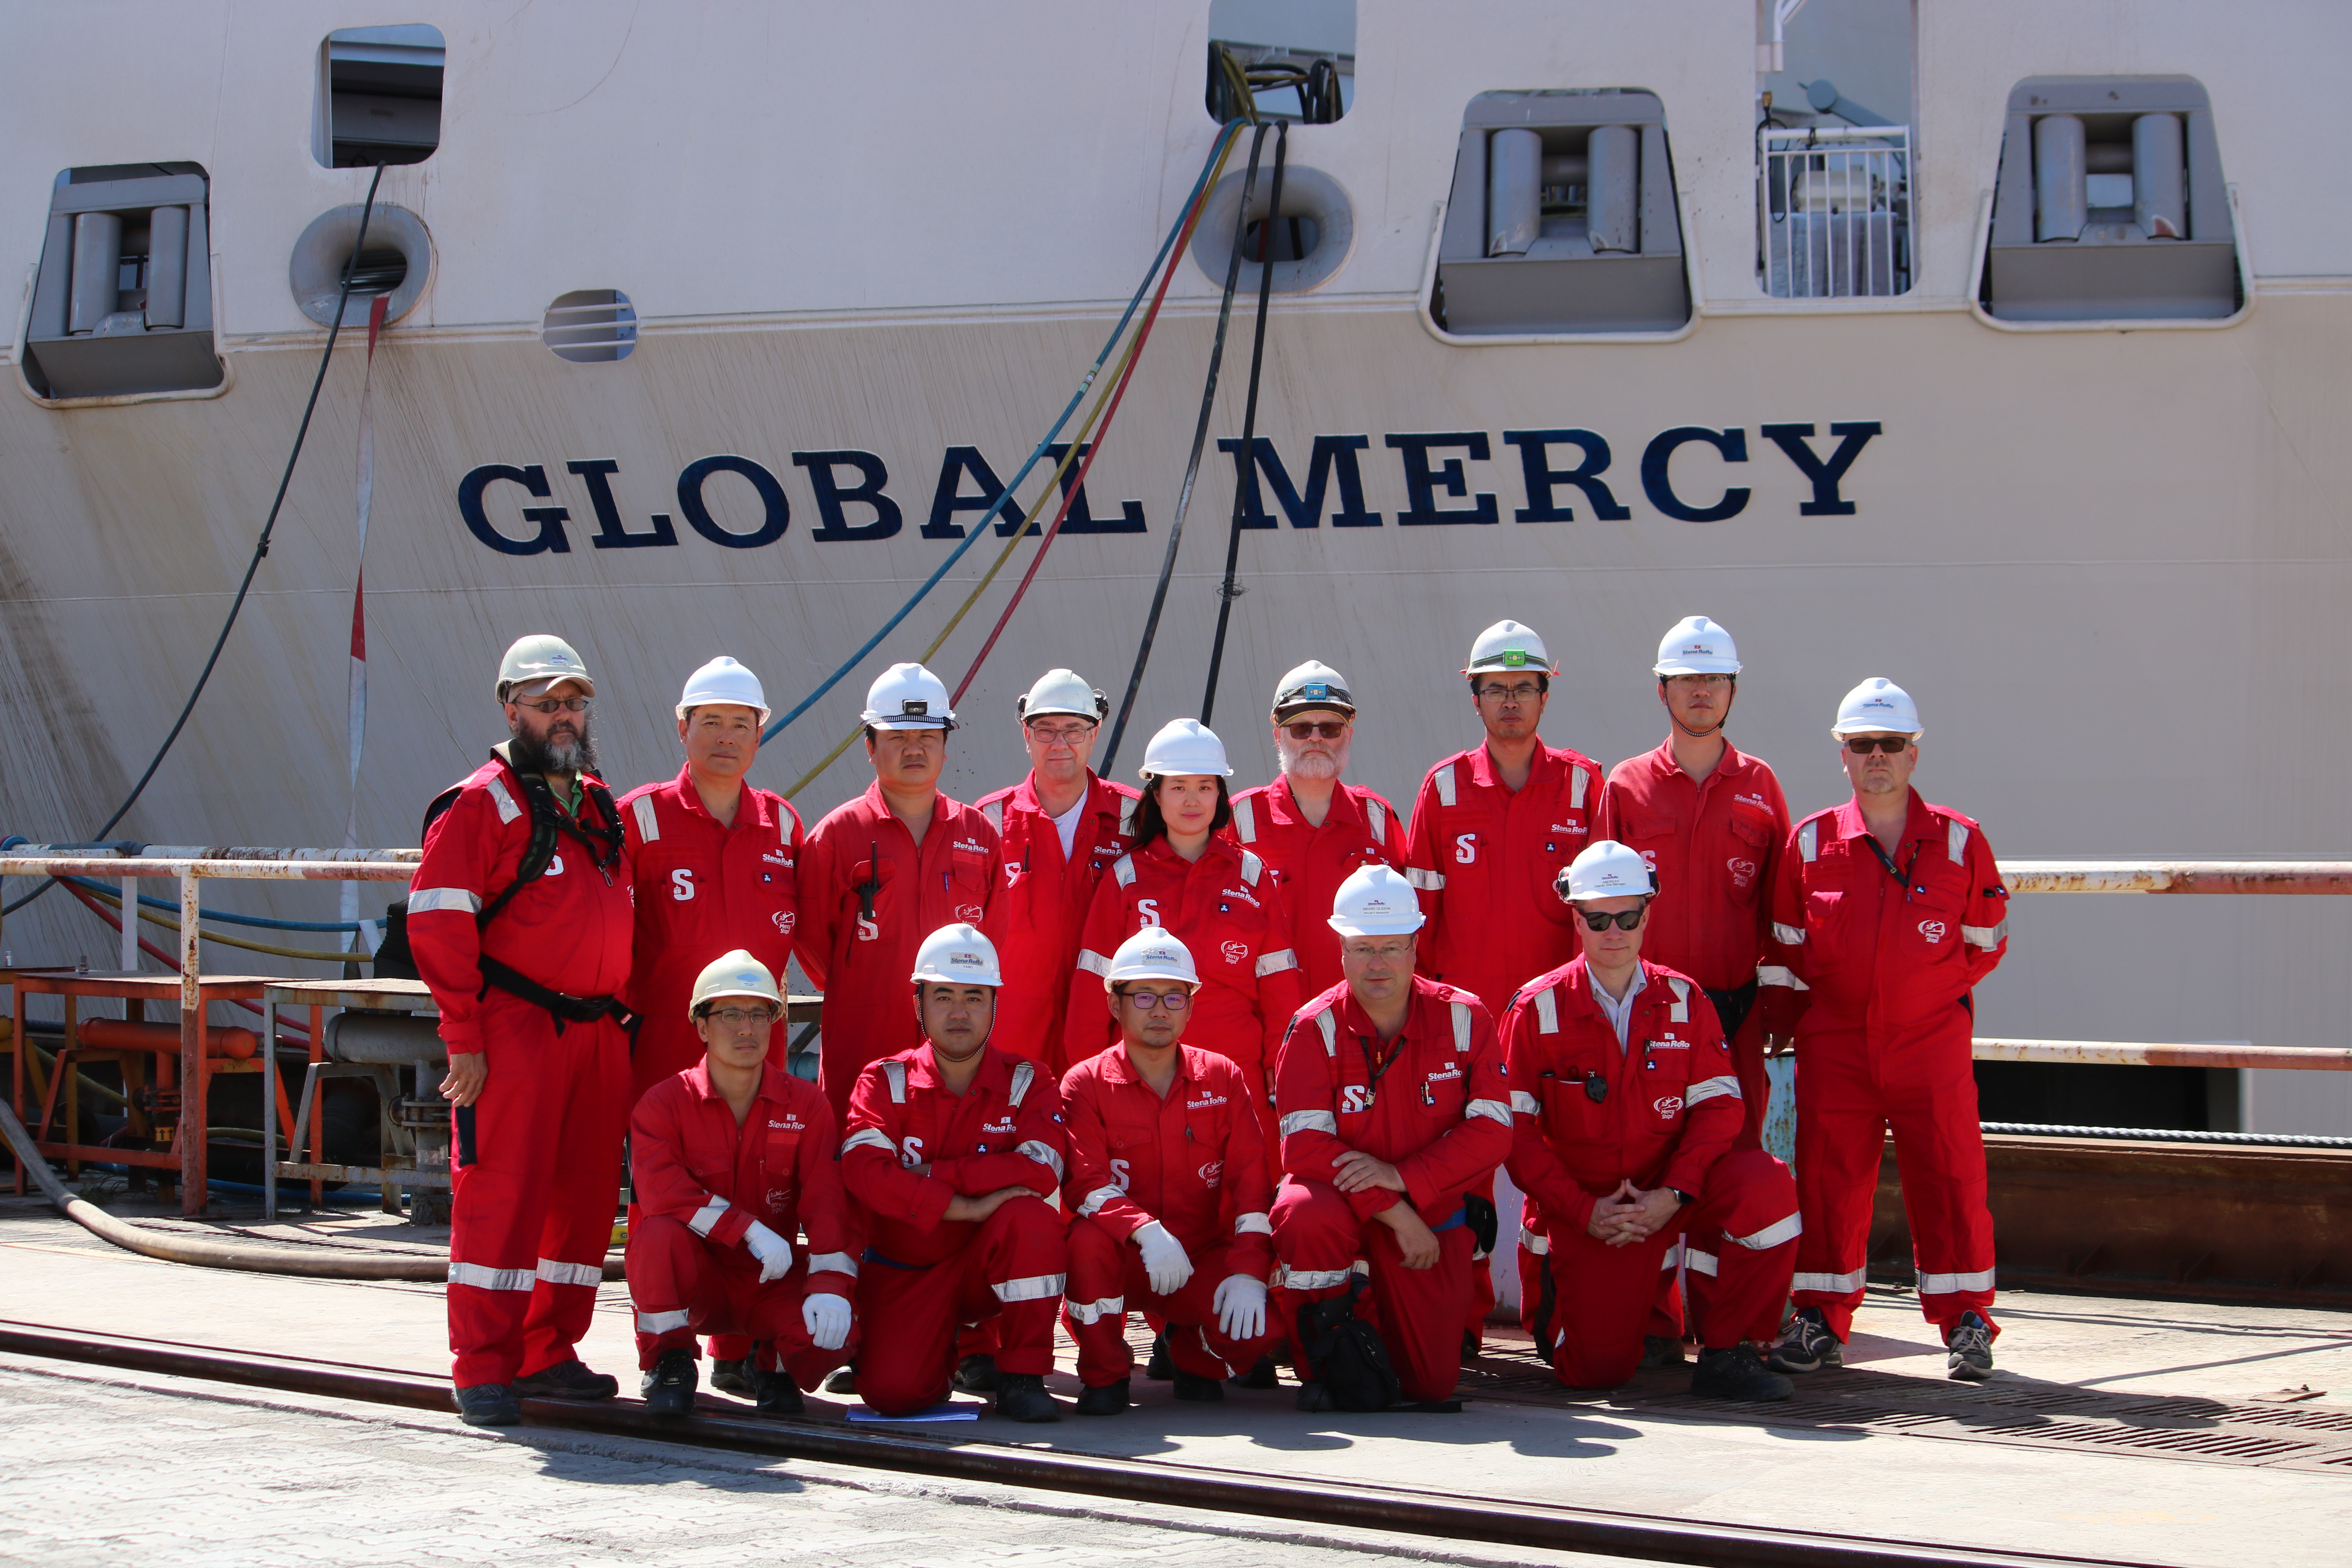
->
[[1355, 1028, 1403, 1107], [1862, 833, 1922, 902]]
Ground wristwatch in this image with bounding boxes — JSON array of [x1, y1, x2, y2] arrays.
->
[[1667, 1188, 1695, 1206]]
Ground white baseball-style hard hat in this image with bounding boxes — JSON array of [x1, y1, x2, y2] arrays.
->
[[1327, 863, 1427, 937], [1463, 619, 1555, 676], [1830, 677, 1923, 739], [497, 634, 594, 701], [688, 949, 783, 1019], [862, 662, 956, 730], [1271, 659, 1356, 720], [1016, 668, 1107, 723], [1102, 929, 1201, 992], [1653, 615, 1742, 677], [909, 922, 1002, 988], [677, 656, 771, 727], [1138, 718, 1234, 780], [1561, 840, 1655, 902]]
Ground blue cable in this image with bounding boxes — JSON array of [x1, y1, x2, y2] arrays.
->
[[760, 122, 1244, 743], [0, 845, 379, 932]]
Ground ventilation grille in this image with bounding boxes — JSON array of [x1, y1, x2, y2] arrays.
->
[[543, 289, 638, 364]]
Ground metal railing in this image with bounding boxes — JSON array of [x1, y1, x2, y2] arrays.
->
[[1759, 123, 1911, 298]]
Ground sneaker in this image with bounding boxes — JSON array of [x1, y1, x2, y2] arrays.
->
[[1074, 1378, 1131, 1417], [822, 1365, 858, 1396], [514, 1359, 619, 1401], [994, 1372, 1062, 1423], [1144, 1331, 1174, 1381], [1638, 1335, 1686, 1370], [952, 1353, 1000, 1394], [1232, 1357, 1279, 1390], [1945, 1312, 1995, 1382], [641, 1349, 698, 1417], [1691, 1344, 1795, 1403], [453, 1382, 521, 1427], [709, 1357, 755, 1398], [1172, 1369, 1224, 1403], [1769, 1306, 1843, 1373], [751, 1368, 805, 1418]]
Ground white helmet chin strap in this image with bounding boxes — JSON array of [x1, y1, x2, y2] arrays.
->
[[918, 985, 998, 1063], [1666, 677, 1735, 740]]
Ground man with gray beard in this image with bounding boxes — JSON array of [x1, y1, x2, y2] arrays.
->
[[1225, 661, 1406, 1000]]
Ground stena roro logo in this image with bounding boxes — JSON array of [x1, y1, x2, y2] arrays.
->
[[955, 903, 984, 922], [1653, 1095, 1684, 1118], [1728, 857, 1758, 889], [1221, 940, 1249, 966], [1917, 920, 1947, 944], [772, 910, 797, 935], [1197, 1160, 1224, 1186]]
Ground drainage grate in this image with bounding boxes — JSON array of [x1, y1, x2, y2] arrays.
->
[[1978, 1419, 2318, 1461]]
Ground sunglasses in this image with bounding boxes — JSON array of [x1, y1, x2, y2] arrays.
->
[[1118, 989, 1191, 1011], [1283, 720, 1347, 740], [514, 696, 590, 714], [1844, 735, 1913, 755], [1577, 905, 1647, 932]]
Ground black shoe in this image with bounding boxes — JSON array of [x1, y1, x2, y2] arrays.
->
[[1296, 1380, 1336, 1414], [953, 1353, 1000, 1394], [994, 1372, 1062, 1423], [1769, 1306, 1844, 1373], [1172, 1369, 1224, 1403], [1691, 1343, 1795, 1403], [822, 1365, 858, 1396], [1233, 1357, 1279, 1390], [710, 1357, 755, 1398], [1144, 1331, 1174, 1381], [1074, 1378, 1131, 1416], [752, 1368, 805, 1417], [1946, 1312, 1995, 1382], [454, 1382, 521, 1426], [1462, 1328, 1481, 1360], [641, 1349, 698, 1417], [514, 1358, 619, 1401], [1638, 1335, 1686, 1370]]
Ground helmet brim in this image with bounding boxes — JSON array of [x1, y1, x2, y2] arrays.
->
[[1327, 914, 1426, 937]]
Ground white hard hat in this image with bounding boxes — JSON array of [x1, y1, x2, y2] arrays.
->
[[1138, 718, 1233, 780], [1102, 928, 1201, 992], [497, 634, 594, 701], [688, 949, 782, 1019], [909, 922, 1002, 988], [677, 655, 771, 727], [1016, 668, 1106, 723], [1272, 659, 1355, 720], [1830, 677, 1923, 739], [1463, 619, 1555, 676], [1653, 615, 1742, 677], [1327, 864, 1426, 937], [862, 662, 956, 730], [1561, 840, 1655, 902]]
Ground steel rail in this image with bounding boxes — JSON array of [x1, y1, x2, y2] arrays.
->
[[0, 1322, 2167, 1568], [1998, 860, 2352, 893], [1971, 1038, 2352, 1071]]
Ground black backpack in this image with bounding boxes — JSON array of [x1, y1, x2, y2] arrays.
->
[[1296, 1275, 1403, 1412]]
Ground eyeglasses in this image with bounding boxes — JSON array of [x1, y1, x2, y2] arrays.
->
[[514, 696, 590, 714], [1283, 720, 1347, 740], [1118, 989, 1191, 1011], [704, 1006, 776, 1029], [1844, 735, 1913, 755], [1026, 722, 1094, 745], [1475, 682, 1543, 702], [1577, 905, 1648, 932], [1667, 674, 1731, 690]]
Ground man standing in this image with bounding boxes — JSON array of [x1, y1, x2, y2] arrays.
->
[[1272, 866, 1511, 1410], [1227, 660, 1408, 999], [1595, 617, 1792, 1146], [628, 953, 856, 1418], [977, 669, 1139, 1070], [1501, 842, 1799, 1402], [838, 924, 1069, 1422], [1761, 679, 2011, 1381], [1060, 930, 1281, 1414], [802, 663, 1003, 1122], [413, 635, 634, 1426]]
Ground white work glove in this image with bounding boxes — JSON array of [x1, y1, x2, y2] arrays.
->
[[741, 1221, 794, 1283], [1132, 1220, 1194, 1296], [802, 1292, 853, 1351], [1212, 1273, 1268, 1342]]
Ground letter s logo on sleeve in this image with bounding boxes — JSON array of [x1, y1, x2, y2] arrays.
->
[[1137, 898, 1161, 927], [1455, 833, 1478, 866], [1110, 1157, 1131, 1191], [899, 1136, 924, 1169], [1339, 1084, 1374, 1114], [671, 868, 695, 902]]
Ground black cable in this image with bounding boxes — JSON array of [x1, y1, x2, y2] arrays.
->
[[1199, 121, 1287, 727], [4, 164, 389, 917], [1100, 123, 1270, 774]]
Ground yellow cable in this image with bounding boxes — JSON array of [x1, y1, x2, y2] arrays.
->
[[86, 886, 359, 965]]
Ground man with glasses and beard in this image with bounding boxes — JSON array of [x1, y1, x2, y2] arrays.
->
[[1226, 661, 1407, 1000], [1760, 679, 2011, 1383], [410, 635, 635, 1427]]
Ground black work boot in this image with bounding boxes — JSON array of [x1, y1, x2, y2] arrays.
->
[[1233, 1357, 1279, 1389], [1638, 1335, 1686, 1370], [822, 1364, 858, 1395], [1462, 1328, 1481, 1360], [994, 1372, 1062, 1423], [1691, 1343, 1795, 1403], [641, 1349, 698, 1417], [1074, 1377, 1131, 1416], [454, 1382, 522, 1427], [1769, 1305, 1844, 1373], [1172, 1368, 1225, 1403], [1295, 1380, 1337, 1414], [709, 1357, 755, 1398], [1144, 1331, 1174, 1381], [1945, 1312, 1995, 1382], [953, 1353, 1001, 1393], [514, 1359, 619, 1400], [752, 1368, 806, 1417]]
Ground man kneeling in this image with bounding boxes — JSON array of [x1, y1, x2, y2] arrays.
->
[[1501, 842, 1799, 1402], [628, 952, 856, 1417], [1060, 931, 1282, 1414]]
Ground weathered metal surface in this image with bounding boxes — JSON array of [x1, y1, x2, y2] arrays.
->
[[1973, 1038, 2352, 1071], [0, 857, 416, 881], [5, 844, 421, 864], [1998, 861, 2352, 894]]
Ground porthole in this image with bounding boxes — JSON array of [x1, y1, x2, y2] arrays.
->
[[542, 290, 639, 364], [1187, 163, 1353, 293], [289, 202, 432, 326]]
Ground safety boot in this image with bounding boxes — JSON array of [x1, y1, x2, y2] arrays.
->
[[994, 1372, 1062, 1423], [1144, 1331, 1174, 1381], [1172, 1368, 1224, 1403], [514, 1359, 619, 1400], [642, 1349, 698, 1417], [1638, 1335, 1686, 1370], [1945, 1312, 1995, 1382], [822, 1364, 858, 1395], [952, 1353, 1001, 1393], [453, 1382, 521, 1427], [1461, 1328, 1481, 1360], [1074, 1378, 1131, 1416], [1233, 1357, 1279, 1389], [709, 1357, 755, 1398], [1691, 1344, 1795, 1403], [752, 1368, 806, 1417], [1769, 1306, 1843, 1373]]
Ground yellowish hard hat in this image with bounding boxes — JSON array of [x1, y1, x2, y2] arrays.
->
[[497, 634, 594, 701], [688, 949, 782, 1020]]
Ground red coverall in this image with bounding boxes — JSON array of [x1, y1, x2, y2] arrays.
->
[[1059, 1044, 1283, 1387], [1759, 791, 2010, 1340], [1272, 978, 1511, 1404], [976, 771, 1139, 1071], [1499, 957, 1801, 1388], [838, 1044, 1069, 1417], [626, 1062, 858, 1388], [1065, 837, 1303, 1167], [1226, 776, 1408, 998], [410, 750, 633, 1390], [618, 767, 809, 1098], [1595, 741, 1793, 1145], [800, 783, 1002, 1122]]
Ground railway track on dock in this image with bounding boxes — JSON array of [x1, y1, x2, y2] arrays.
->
[[0, 1320, 2175, 1568]]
